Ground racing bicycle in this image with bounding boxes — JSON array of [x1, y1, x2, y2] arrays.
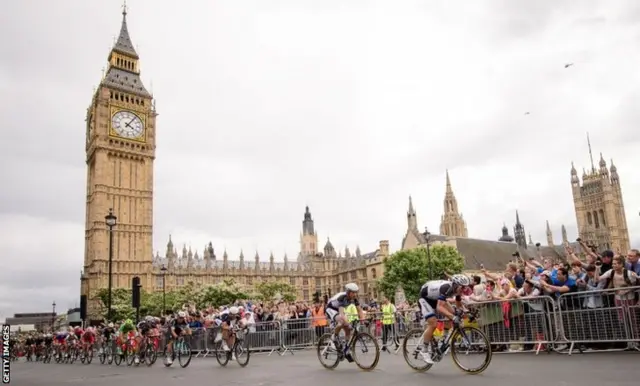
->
[[214, 325, 251, 367], [401, 307, 492, 374], [317, 319, 380, 371]]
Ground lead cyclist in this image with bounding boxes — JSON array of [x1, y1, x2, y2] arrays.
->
[[325, 283, 364, 358], [417, 274, 471, 364]]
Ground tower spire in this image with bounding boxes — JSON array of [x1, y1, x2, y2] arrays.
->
[[587, 133, 595, 173], [439, 171, 467, 237], [112, 1, 139, 59]]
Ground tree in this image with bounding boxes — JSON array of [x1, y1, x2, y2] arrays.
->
[[254, 282, 297, 302], [376, 245, 465, 303], [91, 281, 250, 321]]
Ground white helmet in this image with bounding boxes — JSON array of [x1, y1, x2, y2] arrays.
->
[[107, 323, 114, 328], [145, 316, 154, 322], [229, 306, 239, 315], [177, 311, 187, 318], [450, 274, 471, 287], [345, 283, 359, 293]]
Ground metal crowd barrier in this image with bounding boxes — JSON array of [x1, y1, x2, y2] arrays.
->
[[158, 286, 639, 357]]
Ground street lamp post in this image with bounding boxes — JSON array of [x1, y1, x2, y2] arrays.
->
[[105, 208, 117, 322], [423, 227, 432, 279], [51, 301, 56, 331], [160, 265, 167, 314]]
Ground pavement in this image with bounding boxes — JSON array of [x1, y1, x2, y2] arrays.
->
[[8, 350, 640, 386]]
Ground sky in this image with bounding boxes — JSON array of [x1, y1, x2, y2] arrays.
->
[[1, 0, 639, 321]]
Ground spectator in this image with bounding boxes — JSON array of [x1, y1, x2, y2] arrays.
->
[[626, 249, 640, 275]]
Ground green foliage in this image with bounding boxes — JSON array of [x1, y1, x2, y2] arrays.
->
[[376, 245, 465, 303], [253, 281, 297, 302], [92, 280, 250, 321]]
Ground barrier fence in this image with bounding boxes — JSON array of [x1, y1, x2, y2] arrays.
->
[[166, 286, 640, 357]]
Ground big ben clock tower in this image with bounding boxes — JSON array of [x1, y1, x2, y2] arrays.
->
[[81, 6, 156, 319]]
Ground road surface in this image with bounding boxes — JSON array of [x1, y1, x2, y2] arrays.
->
[[8, 351, 639, 386]]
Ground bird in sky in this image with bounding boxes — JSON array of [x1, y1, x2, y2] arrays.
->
[[564, 63, 574, 68], [524, 112, 530, 115]]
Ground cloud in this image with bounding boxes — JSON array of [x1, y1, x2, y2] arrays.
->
[[0, 0, 638, 320]]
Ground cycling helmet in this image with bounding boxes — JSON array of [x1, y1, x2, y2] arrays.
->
[[345, 283, 359, 292], [177, 311, 187, 318], [107, 323, 114, 328], [145, 315, 154, 322], [125, 319, 133, 325], [74, 326, 81, 332], [229, 306, 239, 315], [450, 274, 471, 287]]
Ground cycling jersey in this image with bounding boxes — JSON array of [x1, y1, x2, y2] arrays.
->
[[102, 327, 115, 337], [326, 292, 360, 311], [325, 292, 360, 323], [418, 280, 454, 319], [119, 323, 135, 334]]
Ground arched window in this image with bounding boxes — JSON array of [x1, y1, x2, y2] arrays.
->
[[599, 209, 606, 226], [593, 211, 599, 228], [587, 212, 593, 225], [371, 268, 377, 279]]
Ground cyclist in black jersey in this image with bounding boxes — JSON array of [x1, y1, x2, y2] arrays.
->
[[325, 282, 362, 357], [417, 274, 471, 364]]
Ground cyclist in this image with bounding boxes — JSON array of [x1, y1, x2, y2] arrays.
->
[[81, 326, 96, 355], [100, 323, 116, 355], [118, 319, 137, 361], [137, 316, 156, 359], [220, 306, 244, 360], [417, 274, 471, 364], [165, 311, 191, 366], [325, 283, 363, 359]]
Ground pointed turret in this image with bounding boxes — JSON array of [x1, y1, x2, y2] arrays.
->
[[355, 245, 361, 257], [610, 159, 619, 184], [528, 234, 534, 245], [302, 206, 315, 235], [513, 211, 527, 249], [269, 252, 275, 272], [344, 246, 351, 258], [239, 250, 245, 269], [204, 244, 212, 269], [561, 224, 568, 244], [254, 251, 260, 272], [546, 220, 554, 246], [103, 5, 150, 97], [499, 223, 514, 242], [324, 238, 335, 256], [440, 170, 468, 237], [113, 5, 138, 59], [406, 195, 418, 231], [284, 253, 289, 270], [222, 249, 228, 270]]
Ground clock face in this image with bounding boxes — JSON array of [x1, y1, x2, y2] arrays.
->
[[111, 110, 144, 139]]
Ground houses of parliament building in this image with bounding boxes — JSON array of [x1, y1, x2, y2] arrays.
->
[[80, 8, 632, 318]]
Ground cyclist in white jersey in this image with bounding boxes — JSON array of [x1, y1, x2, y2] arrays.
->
[[417, 274, 471, 364], [325, 283, 362, 357]]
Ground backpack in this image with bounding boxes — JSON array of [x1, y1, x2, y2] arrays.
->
[[606, 269, 639, 301]]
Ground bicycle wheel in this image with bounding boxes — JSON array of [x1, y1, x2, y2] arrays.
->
[[86, 347, 94, 364], [234, 339, 250, 367], [145, 343, 157, 366], [99, 345, 106, 364], [450, 326, 492, 374], [215, 341, 230, 367], [401, 328, 433, 372], [178, 340, 192, 368], [114, 346, 123, 366], [106, 345, 114, 365], [350, 331, 380, 371], [125, 344, 136, 366], [316, 333, 340, 370]]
